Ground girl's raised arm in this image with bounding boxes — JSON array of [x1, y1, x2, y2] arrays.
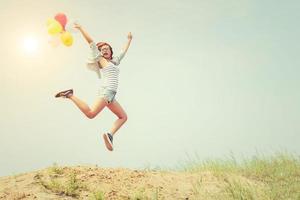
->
[[74, 23, 94, 44], [115, 32, 132, 62], [121, 32, 133, 55]]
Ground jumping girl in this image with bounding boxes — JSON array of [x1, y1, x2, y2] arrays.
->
[[54, 23, 132, 151]]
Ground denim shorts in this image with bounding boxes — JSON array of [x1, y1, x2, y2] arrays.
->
[[98, 87, 117, 104]]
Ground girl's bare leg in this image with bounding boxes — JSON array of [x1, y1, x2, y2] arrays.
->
[[107, 100, 128, 135], [69, 95, 108, 119]]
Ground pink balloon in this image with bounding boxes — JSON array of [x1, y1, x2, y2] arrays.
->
[[48, 35, 61, 48], [54, 13, 67, 30]]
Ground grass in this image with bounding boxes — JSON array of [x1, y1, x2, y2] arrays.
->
[[35, 164, 87, 198], [183, 152, 300, 200], [130, 188, 147, 200], [27, 153, 300, 199], [89, 191, 105, 200], [35, 164, 107, 199], [48, 162, 64, 175], [129, 187, 162, 200]]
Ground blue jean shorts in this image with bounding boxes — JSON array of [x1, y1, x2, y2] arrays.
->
[[98, 87, 117, 104]]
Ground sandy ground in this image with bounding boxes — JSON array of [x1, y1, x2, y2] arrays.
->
[[0, 166, 207, 200]]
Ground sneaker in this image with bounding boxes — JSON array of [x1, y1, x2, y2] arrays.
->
[[55, 89, 73, 98], [103, 133, 113, 151]]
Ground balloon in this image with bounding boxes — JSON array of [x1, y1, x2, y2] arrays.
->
[[60, 31, 73, 46], [48, 35, 61, 48], [45, 13, 75, 47], [54, 13, 67, 30], [46, 18, 57, 26], [47, 20, 63, 35]]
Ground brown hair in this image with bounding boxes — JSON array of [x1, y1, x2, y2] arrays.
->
[[96, 42, 113, 59]]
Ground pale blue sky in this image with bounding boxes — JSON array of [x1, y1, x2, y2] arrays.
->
[[0, 0, 299, 176]]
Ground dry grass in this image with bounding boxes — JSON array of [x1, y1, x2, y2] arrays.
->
[[0, 152, 299, 199]]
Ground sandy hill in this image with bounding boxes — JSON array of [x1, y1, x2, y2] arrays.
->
[[1, 154, 299, 199], [0, 165, 202, 200]]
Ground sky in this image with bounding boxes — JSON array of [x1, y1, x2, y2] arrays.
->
[[0, 0, 299, 177]]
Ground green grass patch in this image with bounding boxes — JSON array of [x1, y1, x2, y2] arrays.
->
[[183, 152, 300, 200], [36, 169, 86, 198], [89, 190, 105, 200]]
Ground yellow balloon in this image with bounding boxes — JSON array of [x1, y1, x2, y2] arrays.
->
[[47, 21, 63, 35], [60, 31, 73, 47], [46, 18, 57, 26]]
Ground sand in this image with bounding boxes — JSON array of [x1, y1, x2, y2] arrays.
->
[[0, 166, 203, 200]]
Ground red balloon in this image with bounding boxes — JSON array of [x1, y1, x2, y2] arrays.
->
[[54, 13, 67, 30]]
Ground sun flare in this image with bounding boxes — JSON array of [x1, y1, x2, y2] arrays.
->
[[23, 36, 39, 54]]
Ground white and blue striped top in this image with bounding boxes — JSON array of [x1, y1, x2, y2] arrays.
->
[[100, 64, 120, 91], [86, 42, 125, 91]]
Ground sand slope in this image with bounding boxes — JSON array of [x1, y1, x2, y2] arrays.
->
[[0, 166, 202, 200]]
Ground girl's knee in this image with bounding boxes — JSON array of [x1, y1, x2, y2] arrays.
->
[[86, 112, 96, 119], [121, 114, 128, 122]]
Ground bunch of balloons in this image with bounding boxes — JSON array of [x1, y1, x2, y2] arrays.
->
[[46, 13, 74, 47]]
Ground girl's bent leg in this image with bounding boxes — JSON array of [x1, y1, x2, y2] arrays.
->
[[107, 100, 128, 135], [69, 95, 107, 119]]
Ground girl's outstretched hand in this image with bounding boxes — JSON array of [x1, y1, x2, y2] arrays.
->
[[127, 32, 133, 40], [74, 22, 82, 29]]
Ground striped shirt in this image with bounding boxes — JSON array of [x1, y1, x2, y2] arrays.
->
[[86, 42, 125, 91], [100, 64, 120, 91]]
